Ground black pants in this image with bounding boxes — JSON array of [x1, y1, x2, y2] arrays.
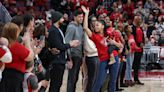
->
[[49, 63, 65, 92], [133, 52, 143, 81], [116, 61, 126, 89], [120, 62, 126, 85], [67, 57, 82, 92], [85, 56, 100, 92], [0, 68, 24, 92]]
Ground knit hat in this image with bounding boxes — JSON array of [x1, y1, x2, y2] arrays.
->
[[51, 11, 63, 23]]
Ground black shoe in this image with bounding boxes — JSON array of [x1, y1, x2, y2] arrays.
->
[[135, 81, 144, 85], [120, 83, 128, 87], [116, 88, 124, 91]]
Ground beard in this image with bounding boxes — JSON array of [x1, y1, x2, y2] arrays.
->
[[58, 21, 64, 26]]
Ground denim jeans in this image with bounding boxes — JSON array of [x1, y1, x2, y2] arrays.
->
[[85, 56, 100, 92], [92, 60, 108, 92], [67, 57, 82, 92], [108, 56, 120, 92], [125, 53, 134, 80]]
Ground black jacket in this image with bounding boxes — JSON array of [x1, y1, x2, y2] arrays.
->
[[48, 25, 70, 64]]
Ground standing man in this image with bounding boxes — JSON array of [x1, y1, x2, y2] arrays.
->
[[132, 15, 144, 85], [65, 9, 84, 92], [48, 11, 79, 92]]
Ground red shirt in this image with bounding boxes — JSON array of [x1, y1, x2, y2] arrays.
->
[[90, 33, 109, 62], [136, 27, 143, 43], [106, 28, 120, 56], [112, 31, 121, 56], [0, 47, 6, 58], [128, 34, 136, 53], [5, 42, 29, 73], [106, 27, 114, 39], [135, 27, 143, 52]]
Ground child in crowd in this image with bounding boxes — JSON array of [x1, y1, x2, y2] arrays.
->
[[106, 28, 121, 65], [0, 23, 12, 81], [23, 61, 48, 92], [0, 37, 12, 81]]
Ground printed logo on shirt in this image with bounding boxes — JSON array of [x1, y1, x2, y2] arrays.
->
[[100, 38, 108, 46]]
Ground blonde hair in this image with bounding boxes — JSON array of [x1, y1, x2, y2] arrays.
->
[[2, 23, 20, 44]]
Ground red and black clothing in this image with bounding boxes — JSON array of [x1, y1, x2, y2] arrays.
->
[[132, 25, 144, 52], [132, 24, 144, 82], [90, 33, 109, 62], [0, 42, 29, 92]]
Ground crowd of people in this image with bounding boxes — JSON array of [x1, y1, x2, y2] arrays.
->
[[0, 0, 164, 92]]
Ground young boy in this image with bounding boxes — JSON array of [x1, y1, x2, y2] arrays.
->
[[23, 61, 48, 92], [0, 44, 12, 81], [106, 27, 121, 65], [0, 37, 12, 81]]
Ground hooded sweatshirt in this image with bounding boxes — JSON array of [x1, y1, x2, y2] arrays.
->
[[65, 22, 84, 58]]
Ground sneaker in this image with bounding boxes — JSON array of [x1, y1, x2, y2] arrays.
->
[[108, 56, 116, 65]]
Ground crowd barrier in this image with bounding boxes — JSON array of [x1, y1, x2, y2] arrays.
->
[[143, 46, 164, 70]]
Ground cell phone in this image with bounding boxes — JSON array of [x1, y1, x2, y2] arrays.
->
[[39, 35, 45, 41]]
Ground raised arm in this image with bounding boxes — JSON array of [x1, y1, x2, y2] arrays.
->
[[81, 6, 92, 37]]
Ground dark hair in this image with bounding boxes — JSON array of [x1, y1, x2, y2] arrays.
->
[[74, 9, 83, 17], [88, 15, 96, 32], [124, 25, 129, 34], [98, 20, 107, 35], [0, 23, 4, 37], [33, 24, 46, 39], [11, 15, 24, 27], [26, 61, 34, 69], [23, 14, 34, 27]]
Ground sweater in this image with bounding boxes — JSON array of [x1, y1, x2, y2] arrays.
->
[[84, 33, 98, 57], [65, 22, 84, 58]]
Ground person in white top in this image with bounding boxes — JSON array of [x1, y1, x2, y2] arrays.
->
[[83, 15, 100, 92]]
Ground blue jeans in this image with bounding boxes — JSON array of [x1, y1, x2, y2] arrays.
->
[[125, 53, 134, 80], [108, 56, 120, 92], [93, 60, 108, 92]]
